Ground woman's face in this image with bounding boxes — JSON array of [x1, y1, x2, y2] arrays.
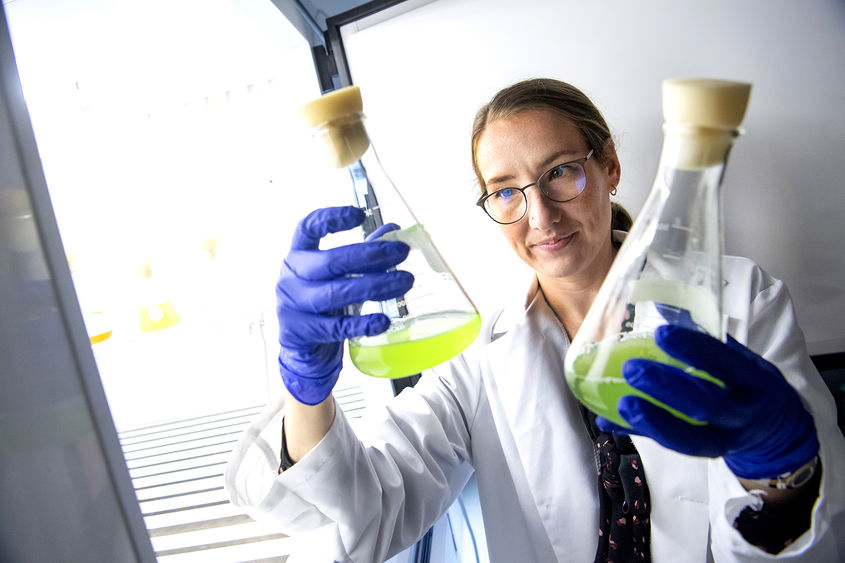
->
[[475, 109, 620, 285]]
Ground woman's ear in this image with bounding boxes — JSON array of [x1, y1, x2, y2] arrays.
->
[[601, 137, 621, 190]]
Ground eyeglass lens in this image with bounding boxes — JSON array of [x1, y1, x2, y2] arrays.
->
[[484, 161, 587, 224]]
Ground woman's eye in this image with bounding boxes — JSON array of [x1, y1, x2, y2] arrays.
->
[[549, 165, 571, 179], [546, 164, 573, 181], [494, 188, 515, 200]]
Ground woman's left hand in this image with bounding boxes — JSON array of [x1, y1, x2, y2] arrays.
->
[[596, 324, 819, 479]]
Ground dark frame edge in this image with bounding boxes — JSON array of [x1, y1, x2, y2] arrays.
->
[[324, 0, 408, 88]]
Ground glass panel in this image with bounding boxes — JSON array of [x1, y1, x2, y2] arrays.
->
[[5, 0, 323, 430], [5, 1, 329, 560]]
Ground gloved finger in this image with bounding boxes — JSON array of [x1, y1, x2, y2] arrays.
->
[[723, 333, 789, 390], [595, 416, 632, 435], [278, 270, 414, 313], [366, 222, 400, 241], [279, 308, 391, 346], [617, 396, 728, 458], [285, 240, 410, 280], [654, 325, 775, 393], [291, 206, 365, 251], [655, 303, 705, 332], [622, 359, 730, 424]]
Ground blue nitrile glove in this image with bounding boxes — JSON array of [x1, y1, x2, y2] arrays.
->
[[596, 324, 819, 479], [277, 206, 413, 406]]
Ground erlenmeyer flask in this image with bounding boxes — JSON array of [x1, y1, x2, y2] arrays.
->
[[300, 86, 480, 379], [564, 78, 752, 427]]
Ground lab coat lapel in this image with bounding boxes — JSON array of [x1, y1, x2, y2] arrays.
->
[[482, 283, 599, 560]]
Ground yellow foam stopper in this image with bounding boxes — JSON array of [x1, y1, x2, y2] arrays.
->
[[300, 86, 370, 169], [661, 78, 752, 168], [663, 78, 752, 130], [301, 86, 363, 128]]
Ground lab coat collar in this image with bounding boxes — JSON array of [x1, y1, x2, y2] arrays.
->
[[488, 230, 628, 341]]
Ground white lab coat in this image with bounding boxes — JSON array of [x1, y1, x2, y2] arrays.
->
[[226, 254, 845, 562]]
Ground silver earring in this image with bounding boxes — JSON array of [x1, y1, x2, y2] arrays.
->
[[610, 186, 618, 196]]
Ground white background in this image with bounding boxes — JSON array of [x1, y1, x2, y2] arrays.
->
[[340, 0, 845, 355]]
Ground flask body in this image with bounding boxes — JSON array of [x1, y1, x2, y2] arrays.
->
[[305, 87, 479, 379], [345, 140, 480, 378], [564, 125, 738, 427]]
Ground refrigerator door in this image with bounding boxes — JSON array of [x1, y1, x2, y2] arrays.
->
[[0, 7, 155, 562]]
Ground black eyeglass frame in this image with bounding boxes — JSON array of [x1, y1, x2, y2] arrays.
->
[[476, 149, 595, 225]]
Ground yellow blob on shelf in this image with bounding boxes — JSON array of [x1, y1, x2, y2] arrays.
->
[[138, 259, 180, 332], [139, 302, 180, 332]]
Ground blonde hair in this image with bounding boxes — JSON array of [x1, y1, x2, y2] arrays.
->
[[471, 78, 613, 195]]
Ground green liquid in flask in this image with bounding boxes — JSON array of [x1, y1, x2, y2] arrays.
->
[[349, 311, 480, 379], [567, 335, 722, 428]]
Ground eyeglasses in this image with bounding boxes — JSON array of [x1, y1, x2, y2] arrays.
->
[[476, 149, 594, 225]]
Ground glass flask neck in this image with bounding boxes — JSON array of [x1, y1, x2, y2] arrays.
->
[[347, 132, 420, 238], [659, 122, 738, 173]]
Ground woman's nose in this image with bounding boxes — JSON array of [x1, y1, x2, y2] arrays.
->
[[526, 186, 561, 230]]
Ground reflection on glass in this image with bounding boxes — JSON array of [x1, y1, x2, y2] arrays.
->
[[6, 0, 323, 430]]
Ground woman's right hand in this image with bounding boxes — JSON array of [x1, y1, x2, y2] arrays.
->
[[276, 206, 413, 406]]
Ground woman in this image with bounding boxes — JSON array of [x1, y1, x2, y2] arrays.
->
[[226, 79, 845, 562]]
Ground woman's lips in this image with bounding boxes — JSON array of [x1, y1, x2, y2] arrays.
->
[[531, 233, 574, 252]]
